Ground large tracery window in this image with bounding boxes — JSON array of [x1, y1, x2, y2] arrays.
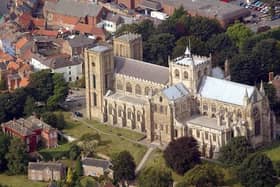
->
[[253, 107, 261, 136]]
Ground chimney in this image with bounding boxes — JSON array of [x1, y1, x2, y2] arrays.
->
[[269, 72, 274, 83]]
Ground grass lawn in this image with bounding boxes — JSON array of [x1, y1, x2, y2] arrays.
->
[[144, 149, 242, 186], [62, 112, 147, 164], [260, 141, 280, 163], [0, 174, 47, 187]]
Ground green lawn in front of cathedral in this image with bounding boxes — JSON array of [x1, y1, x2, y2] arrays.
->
[[62, 112, 147, 164], [261, 141, 280, 163], [143, 149, 242, 186], [0, 174, 47, 187]]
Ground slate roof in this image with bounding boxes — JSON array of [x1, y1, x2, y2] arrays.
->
[[139, 0, 162, 10], [114, 56, 169, 85], [162, 83, 189, 101], [67, 35, 95, 48], [44, 0, 102, 17], [106, 13, 123, 24], [198, 76, 255, 106], [82, 158, 111, 170], [28, 162, 64, 171]]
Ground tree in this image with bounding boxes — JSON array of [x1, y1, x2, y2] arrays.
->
[[138, 167, 173, 187], [112, 151, 136, 184], [41, 112, 57, 128], [69, 144, 81, 160], [24, 96, 36, 116], [0, 133, 10, 171], [164, 136, 201, 175], [66, 167, 74, 185], [274, 160, 280, 177], [47, 73, 68, 110], [29, 70, 53, 102], [75, 158, 83, 176], [5, 138, 28, 175], [218, 136, 252, 166], [176, 164, 224, 187], [56, 112, 66, 130], [226, 22, 253, 49], [238, 153, 277, 187]]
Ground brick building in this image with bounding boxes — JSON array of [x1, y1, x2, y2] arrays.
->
[[1, 116, 58, 152]]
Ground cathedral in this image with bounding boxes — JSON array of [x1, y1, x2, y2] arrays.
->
[[84, 33, 276, 157]]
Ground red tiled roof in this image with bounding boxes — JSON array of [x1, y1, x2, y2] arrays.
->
[[18, 13, 32, 28], [74, 23, 106, 39], [32, 29, 58, 37], [15, 37, 29, 50], [0, 50, 13, 63], [19, 77, 30, 87], [31, 18, 45, 28], [7, 61, 20, 71]]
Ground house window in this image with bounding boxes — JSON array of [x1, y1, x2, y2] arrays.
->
[[93, 93, 97, 106], [135, 84, 141, 95], [174, 69, 180, 78], [126, 82, 132, 93]]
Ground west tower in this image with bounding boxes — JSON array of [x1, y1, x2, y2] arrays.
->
[[85, 45, 114, 121]]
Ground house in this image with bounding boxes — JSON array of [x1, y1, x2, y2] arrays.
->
[[102, 13, 124, 33], [43, 0, 107, 28], [82, 158, 113, 178], [28, 162, 65, 181], [1, 116, 58, 152], [30, 53, 83, 82], [61, 35, 96, 58], [85, 33, 276, 158]]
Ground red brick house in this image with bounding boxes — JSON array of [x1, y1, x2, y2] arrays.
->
[[43, 0, 108, 29], [1, 116, 58, 152]]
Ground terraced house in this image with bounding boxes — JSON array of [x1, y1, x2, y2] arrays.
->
[[85, 33, 276, 158]]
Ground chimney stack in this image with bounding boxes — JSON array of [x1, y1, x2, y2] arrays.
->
[[269, 72, 274, 83]]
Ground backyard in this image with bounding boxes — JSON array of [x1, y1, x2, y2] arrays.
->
[[0, 174, 47, 187]]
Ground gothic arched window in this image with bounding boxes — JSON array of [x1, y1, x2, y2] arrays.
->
[[126, 82, 132, 93], [184, 71, 188, 79], [145, 87, 150, 96], [135, 84, 141, 95], [253, 107, 261, 136], [174, 69, 180, 78]]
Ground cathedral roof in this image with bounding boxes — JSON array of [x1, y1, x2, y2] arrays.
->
[[173, 54, 209, 66], [162, 83, 189, 101], [114, 56, 169, 85], [199, 76, 255, 106]]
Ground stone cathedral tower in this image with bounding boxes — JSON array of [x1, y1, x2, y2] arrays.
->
[[84, 45, 114, 121]]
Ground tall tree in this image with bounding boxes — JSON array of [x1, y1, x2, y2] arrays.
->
[[226, 22, 253, 49], [218, 136, 252, 166], [0, 133, 10, 171], [23, 96, 36, 116], [112, 151, 136, 185], [66, 167, 74, 185], [138, 167, 173, 187], [238, 153, 277, 187], [75, 158, 83, 176], [164, 136, 201, 175], [5, 138, 28, 175]]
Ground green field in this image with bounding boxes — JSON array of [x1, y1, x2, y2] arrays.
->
[[62, 113, 147, 164], [0, 174, 47, 187], [261, 141, 280, 163]]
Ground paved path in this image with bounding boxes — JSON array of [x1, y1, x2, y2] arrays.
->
[[135, 146, 155, 174]]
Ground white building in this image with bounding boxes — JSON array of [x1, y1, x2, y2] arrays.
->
[[102, 13, 124, 33], [30, 53, 83, 82]]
